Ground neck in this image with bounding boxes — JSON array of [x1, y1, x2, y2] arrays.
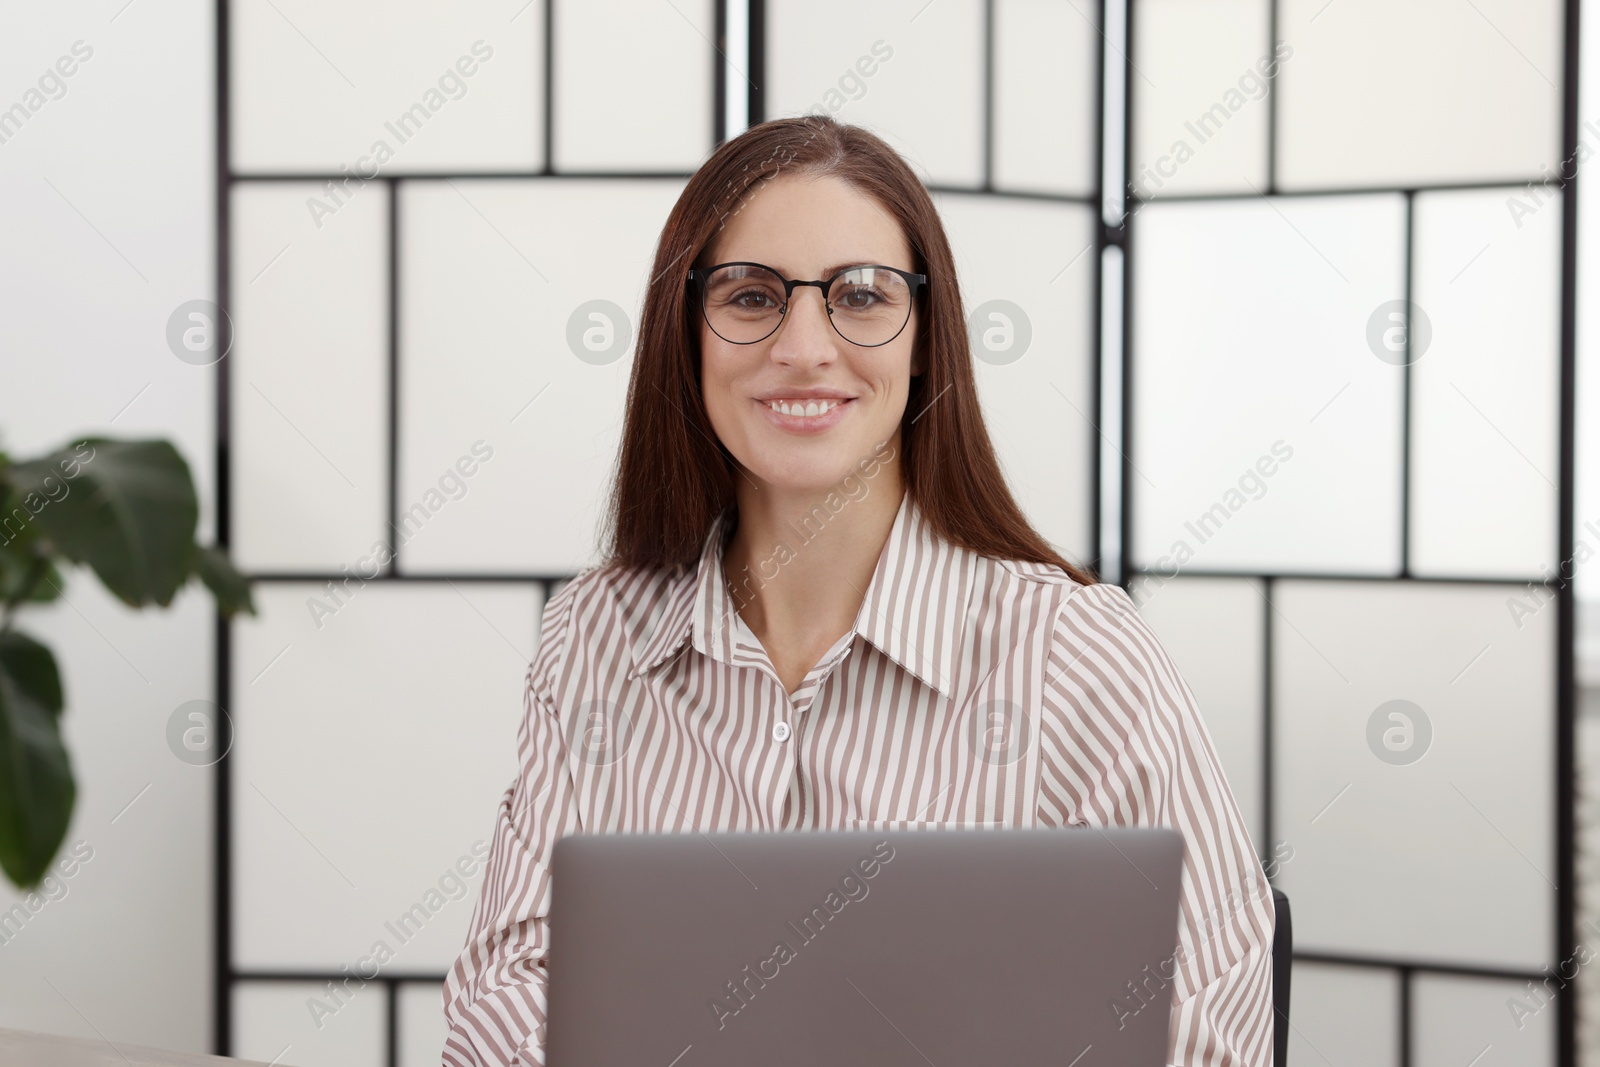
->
[[721, 441, 905, 645]]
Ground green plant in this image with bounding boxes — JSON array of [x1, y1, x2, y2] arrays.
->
[[0, 436, 254, 892]]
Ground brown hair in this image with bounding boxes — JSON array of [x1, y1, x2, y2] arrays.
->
[[597, 113, 1097, 586]]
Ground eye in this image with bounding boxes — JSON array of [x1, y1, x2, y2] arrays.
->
[[730, 287, 782, 310], [835, 285, 885, 309]]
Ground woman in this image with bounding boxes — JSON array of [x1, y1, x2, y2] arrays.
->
[[441, 114, 1274, 1067]]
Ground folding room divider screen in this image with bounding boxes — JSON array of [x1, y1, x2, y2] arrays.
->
[[214, 2, 1581, 1064]]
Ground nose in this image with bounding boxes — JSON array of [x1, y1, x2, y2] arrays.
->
[[767, 284, 839, 367]]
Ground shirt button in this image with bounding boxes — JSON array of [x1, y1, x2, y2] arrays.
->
[[772, 721, 792, 742]]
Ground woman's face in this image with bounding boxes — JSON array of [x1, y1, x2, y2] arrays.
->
[[697, 171, 923, 494]]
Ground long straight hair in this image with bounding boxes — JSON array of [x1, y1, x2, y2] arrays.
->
[[597, 114, 1097, 587]]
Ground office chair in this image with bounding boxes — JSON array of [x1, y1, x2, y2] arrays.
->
[[1272, 887, 1292, 1066]]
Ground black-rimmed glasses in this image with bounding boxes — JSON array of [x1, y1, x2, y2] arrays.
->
[[686, 261, 927, 347]]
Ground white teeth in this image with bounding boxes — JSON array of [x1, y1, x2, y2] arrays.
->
[[767, 398, 842, 417]]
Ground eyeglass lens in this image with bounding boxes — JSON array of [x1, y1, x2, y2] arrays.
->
[[700, 264, 913, 346]]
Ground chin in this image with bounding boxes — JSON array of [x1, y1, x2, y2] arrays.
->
[[749, 450, 865, 493]]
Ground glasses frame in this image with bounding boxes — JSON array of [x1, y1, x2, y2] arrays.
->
[[686, 260, 929, 348]]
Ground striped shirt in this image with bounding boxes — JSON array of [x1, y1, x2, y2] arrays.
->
[[441, 489, 1275, 1066]]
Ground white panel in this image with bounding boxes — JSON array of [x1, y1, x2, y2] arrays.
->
[[231, 0, 544, 173], [1410, 187, 1562, 579], [991, 0, 1098, 197], [1288, 963, 1400, 1067], [1131, 0, 1272, 199], [397, 179, 682, 573], [765, 0, 983, 187], [1131, 195, 1406, 574], [1413, 973, 1556, 1067], [1273, 580, 1555, 969], [1099, 244, 1127, 575], [233, 583, 537, 969], [1130, 576, 1264, 850], [231, 182, 389, 571], [1276, 0, 1562, 189], [233, 981, 384, 1067], [398, 983, 450, 1067], [553, 0, 712, 171], [934, 194, 1096, 563], [1579, 0, 1600, 608]]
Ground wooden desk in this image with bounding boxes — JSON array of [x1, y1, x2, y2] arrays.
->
[[0, 1026, 300, 1066]]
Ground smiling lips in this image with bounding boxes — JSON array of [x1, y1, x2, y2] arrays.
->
[[756, 395, 855, 433], [765, 398, 844, 417]]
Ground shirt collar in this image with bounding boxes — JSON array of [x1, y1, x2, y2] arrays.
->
[[627, 489, 976, 700]]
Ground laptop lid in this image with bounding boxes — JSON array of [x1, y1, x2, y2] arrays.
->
[[546, 826, 1185, 1066]]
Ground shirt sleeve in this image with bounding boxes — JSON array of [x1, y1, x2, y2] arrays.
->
[[1036, 581, 1276, 1067], [441, 578, 585, 1067]]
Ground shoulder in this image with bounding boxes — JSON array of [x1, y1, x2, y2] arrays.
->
[[990, 559, 1133, 615], [1046, 578, 1167, 675], [531, 558, 692, 681], [984, 558, 1137, 630], [967, 556, 1133, 644], [1037, 578, 1192, 731], [1004, 573, 1154, 687], [967, 559, 1150, 681], [546, 558, 687, 624], [993, 557, 1089, 588]]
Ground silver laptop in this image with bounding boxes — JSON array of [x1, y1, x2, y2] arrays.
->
[[546, 826, 1185, 1066]]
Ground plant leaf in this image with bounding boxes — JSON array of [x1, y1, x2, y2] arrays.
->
[[192, 544, 256, 616], [5, 438, 198, 609], [0, 629, 73, 891], [0, 485, 63, 609], [0, 481, 59, 607], [0, 548, 64, 606]]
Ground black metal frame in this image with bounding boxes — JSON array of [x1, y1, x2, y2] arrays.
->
[[210, 1, 1580, 1064]]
